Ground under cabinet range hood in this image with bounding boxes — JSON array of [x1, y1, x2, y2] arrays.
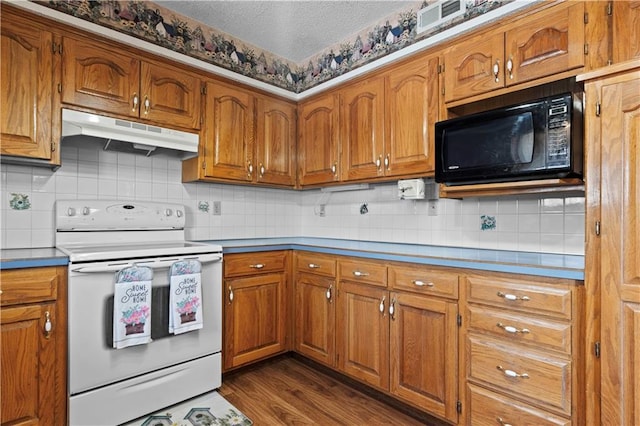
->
[[61, 109, 199, 157]]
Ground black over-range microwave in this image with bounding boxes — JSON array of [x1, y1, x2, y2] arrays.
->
[[435, 93, 583, 186]]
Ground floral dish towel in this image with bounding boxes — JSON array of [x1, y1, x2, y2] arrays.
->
[[113, 266, 153, 349], [169, 260, 203, 335]]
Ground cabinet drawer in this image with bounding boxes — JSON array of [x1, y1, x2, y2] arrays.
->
[[0, 267, 60, 306], [468, 336, 571, 415], [467, 384, 571, 426], [389, 265, 458, 299], [466, 305, 571, 354], [338, 258, 387, 287], [224, 251, 287, 277], [295, 252, 336, 277], [465, 276, 572, 319]]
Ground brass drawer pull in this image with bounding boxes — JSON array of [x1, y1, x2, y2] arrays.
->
[[496, 322, 530, 334], [353, 271, 370, 277], [496, 417, 513, 426], [497, 291, 530, 302], [326, 285, 332, 302], [44, 311, 52, 339], [497, 365, 529, 379], [250, 263, 265, 269], [413, 280, 434, 287], [308, 263, 320, 269]]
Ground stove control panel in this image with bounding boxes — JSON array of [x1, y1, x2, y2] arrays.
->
[[56, 200, 187, 230]]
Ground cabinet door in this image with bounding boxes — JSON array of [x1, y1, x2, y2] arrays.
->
[[385, 56, 439, 176], [255, 96, 297, 186], [202, 80, 255, 182], [612, 1, 640, 63], [389, 292, 458, 422], [336, 281, 389, 390], [1, 17, 55, 160], [62, 37, 139, 117], [140, 61, 201, 130], [298, 94, 340, 186], [224, 273, 286, 370], [505, 2, 585, 86], [1, 303, 57, 425], [341, 76, 385, 180], [295, 273, 335, 366], [597, 70, 640, 425], [444, 31, 504, 103]]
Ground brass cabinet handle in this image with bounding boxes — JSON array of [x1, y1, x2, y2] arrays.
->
[[497, 291, 530, 302], [493, 59, 500, 83], [496, 322, 530, 334], [331, 162, 337, 176], [353, 270, 369, 277], [228, 286, 234, 303], [259, 163, 265, 177], [496, 417, 513, 426], [308, 263, 320, 269], [44, 311, 52, 339], [143, 96, 150, 115], [506, 57, 514, 79], [250, 263, 265, 269], [413, 280, 434, 287], [496, 365, 529, 379], [247, 161, 253, 179], [389, 297, 396, 320], [384, 154, 390, 170], [379, 296, 386, 315], [132, 93, 139, 112], [326, 285, 332, 302], [376, 155, 382, 170]]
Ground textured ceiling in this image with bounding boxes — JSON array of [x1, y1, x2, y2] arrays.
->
[[156, 1, 417, 63]]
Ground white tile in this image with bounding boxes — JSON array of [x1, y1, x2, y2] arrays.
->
[[56, 175, 77, 194], [78, 177, 99, 195], [497, 199, 517, 214], [98, 179, 117, 198], [517, 199, 539, 214], [98, 149, 119, 164], [117, 181, 135, 199], [117, 152, 135, 166], [564, 214, 585, 234], [565, 197, 585, 213], [4, 229, 32, 249], [540, 233, 564, 254], [31, 229, 54, 247], [117, 164, 135, 181], [518, 214, 540, 233], [541, 198, 564, 213], [541, 213, 564, 234], [7, 170, 32, 191], [5, 209, 32, 229]]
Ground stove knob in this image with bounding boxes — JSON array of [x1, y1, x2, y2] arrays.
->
[[165, 209, 173, 217], [176, 210, 183, 218], [82, 207, 90, 216], [67, 207, 76, 217]]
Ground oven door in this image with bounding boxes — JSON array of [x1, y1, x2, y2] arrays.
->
[[67, 252, 222, 395]]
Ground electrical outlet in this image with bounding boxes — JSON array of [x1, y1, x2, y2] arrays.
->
[[428, 200, 438, 216], [212, 201, 222, 215]]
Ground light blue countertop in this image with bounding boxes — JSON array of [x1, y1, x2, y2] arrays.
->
[[1, 238, 585, 280], [1, 248, 69, 270], [207, 237, 585, 280]]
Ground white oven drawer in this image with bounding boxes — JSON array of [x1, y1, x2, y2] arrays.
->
[[70, 353, 222, 425]]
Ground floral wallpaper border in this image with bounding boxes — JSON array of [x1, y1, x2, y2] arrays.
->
[[36, 0, 513, 93]]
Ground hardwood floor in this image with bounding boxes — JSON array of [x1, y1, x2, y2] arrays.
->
[[219, 355, 448, 425]]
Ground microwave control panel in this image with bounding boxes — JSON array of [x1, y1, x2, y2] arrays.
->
[[546, 95, 572, 167]]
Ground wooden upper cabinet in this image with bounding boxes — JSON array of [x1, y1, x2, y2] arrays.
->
[[612, 1, 640, 63], [255, 96, 297, 186], [1, 14, 58, 162], [201, 80, 255, 182], [62, 37, 201, 130], [298, 93, 340, 186], [444, 2, 585, 103], [444, 31, 505, 103], [341, 54, 440, 181], [384, 55, 439, 176], [340, 76, 385, 181], [140, 60, 201, 129], [505, 2, 584, 85]]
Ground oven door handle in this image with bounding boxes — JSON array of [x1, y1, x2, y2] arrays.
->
[[71, 254, 222, 273]]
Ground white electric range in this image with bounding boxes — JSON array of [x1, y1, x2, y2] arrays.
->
[[55, 200, 223, 425]]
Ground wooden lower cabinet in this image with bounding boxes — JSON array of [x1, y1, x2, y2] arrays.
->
[[459, 273, 584, 425], [390, 291, 458, 422], [0, 266, 67, 425], [223, 251, 288, 371]]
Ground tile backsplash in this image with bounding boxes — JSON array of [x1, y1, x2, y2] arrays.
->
[[1, 138, 584, 254]]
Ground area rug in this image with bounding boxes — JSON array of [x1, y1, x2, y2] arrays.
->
[[123, 391, 253, 426]]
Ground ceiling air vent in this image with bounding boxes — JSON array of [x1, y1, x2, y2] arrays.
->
[[417, 0, 466, 34]]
